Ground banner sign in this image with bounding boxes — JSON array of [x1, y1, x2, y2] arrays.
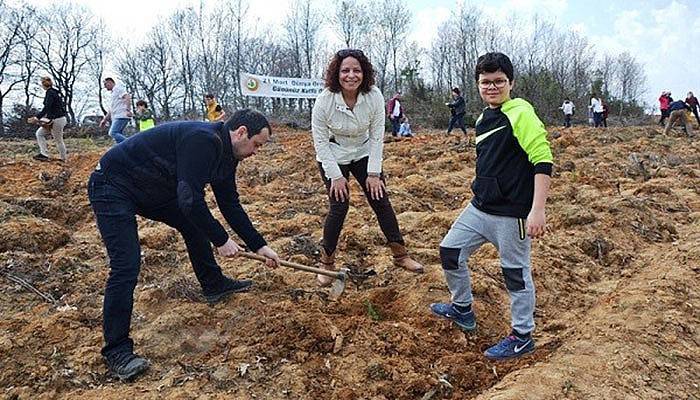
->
[[240, 72, 325, 99]]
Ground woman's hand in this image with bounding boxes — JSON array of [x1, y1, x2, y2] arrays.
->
[[330, 176, 349, 202], [365, 175, 386, 200]]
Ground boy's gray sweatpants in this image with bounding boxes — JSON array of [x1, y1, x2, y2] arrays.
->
[[439, 204, 535, 334]]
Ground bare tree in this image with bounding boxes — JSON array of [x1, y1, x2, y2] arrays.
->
[[378, 0, 411, 92], [615, 51, 646, 103], [0, 3, 29, 135], [332, 0, 369, 48], [32, 4, 99, 124]]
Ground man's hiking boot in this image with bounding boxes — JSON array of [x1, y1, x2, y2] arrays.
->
[[203, 276, 252, 304], [484, 334, 535, 360], [105, 352, 149, 381], [429, 302, 476, 331]]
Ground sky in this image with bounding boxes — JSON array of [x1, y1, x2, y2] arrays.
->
[[19, 0, 700, 110]]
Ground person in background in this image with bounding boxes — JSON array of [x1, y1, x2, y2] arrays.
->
[[601, 100, 609, 128], [133, 100, 156, 132], [312, 49, 424, 287], [559, 98, 575, 128], [590, 94, 604, 128], [28, 76, 68, 162], [205, 94, 226, 122], [664, 100, 694, 136], [658, 91, 672, 126], [446, 87, 467, 135], [386, 91, 403, 136], [100, 77, 132, 144], [398, 116, 413, 137], [685, 91, 700, 126]]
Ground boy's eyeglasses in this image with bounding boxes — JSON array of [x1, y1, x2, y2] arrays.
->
[[478, 78, 509, 89], [337, 48, 365, 58]]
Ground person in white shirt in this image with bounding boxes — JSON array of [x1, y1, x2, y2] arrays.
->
[[589, 94, 604, 128], [100, 77, 132, 143], [559, 99, 575, 128], [311, 49, 424, 286]]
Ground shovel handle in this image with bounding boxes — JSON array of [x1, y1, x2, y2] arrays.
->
[[239, 251, 342, 279]]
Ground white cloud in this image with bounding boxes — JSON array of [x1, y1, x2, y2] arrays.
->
[[409, 6, 451, 48]]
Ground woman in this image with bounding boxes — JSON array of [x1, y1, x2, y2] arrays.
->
[[29, 77, 67, 162], [311, 49, 423, 286]]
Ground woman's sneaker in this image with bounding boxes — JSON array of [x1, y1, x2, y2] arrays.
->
[[429, 303, 476, 331], [484, 335, 535, 360]]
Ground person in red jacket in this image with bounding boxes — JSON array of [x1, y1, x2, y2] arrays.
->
[[658, 91, 672, 126], [686, 91, 700, 126]]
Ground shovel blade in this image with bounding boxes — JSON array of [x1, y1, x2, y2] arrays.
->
[[328, 269, 348, 301]]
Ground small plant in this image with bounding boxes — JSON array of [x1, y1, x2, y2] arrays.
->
[[364, 299, 382, 321]]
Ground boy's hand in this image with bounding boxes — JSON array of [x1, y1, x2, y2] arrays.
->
[[526, 208, 546, 238]]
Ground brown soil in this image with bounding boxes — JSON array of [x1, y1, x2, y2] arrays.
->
[[0, 126, 698, 399]]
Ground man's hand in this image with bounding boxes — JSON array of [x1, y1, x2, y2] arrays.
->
[[330, 176, 349, 202], [365, 175, 385, 200], [126, 110, 133, 118], [27, 116, 38, 124], [217, 239, 242, 257], [99, 118, 108, 128], [526, 208, 546, 239], [256, 245, 280, 268]]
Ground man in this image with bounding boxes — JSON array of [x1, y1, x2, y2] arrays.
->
[[559, 98, 575, 128], [100, 77, 132, 143], [205, 94, 227, 122], [446, 87, 467, 135], [88, 109, 280, 381], [664, 100, 694, 136], [386, 92, 403, 136]]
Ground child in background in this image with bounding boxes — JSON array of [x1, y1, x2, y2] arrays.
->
[[134, 100, 155, 132], [398, 116, 413, 137]]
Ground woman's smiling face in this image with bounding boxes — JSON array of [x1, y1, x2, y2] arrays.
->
[[339, 56, 363, 94]]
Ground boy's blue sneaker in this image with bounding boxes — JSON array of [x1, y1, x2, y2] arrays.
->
[[429, 303, 477, 331], [484, 334, 535, 360]]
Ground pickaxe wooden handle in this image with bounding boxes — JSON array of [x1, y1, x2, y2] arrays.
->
[[239, 252, 344, 280]]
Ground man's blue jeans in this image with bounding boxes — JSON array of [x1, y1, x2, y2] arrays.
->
[[109, 118, 130, 143], [88, 170, 226, 358]]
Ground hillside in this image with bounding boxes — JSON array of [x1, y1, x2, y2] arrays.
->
[[0, 125, 698, 399]]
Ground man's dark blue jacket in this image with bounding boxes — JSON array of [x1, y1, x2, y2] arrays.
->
[[98, 121, 266, 251]]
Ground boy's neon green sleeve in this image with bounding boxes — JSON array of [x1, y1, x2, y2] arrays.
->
[[506, 101, 553, 175]]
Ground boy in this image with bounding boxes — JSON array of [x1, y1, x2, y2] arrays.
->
[[429, 52, 553, 360], [133, 100, 155, 132]]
